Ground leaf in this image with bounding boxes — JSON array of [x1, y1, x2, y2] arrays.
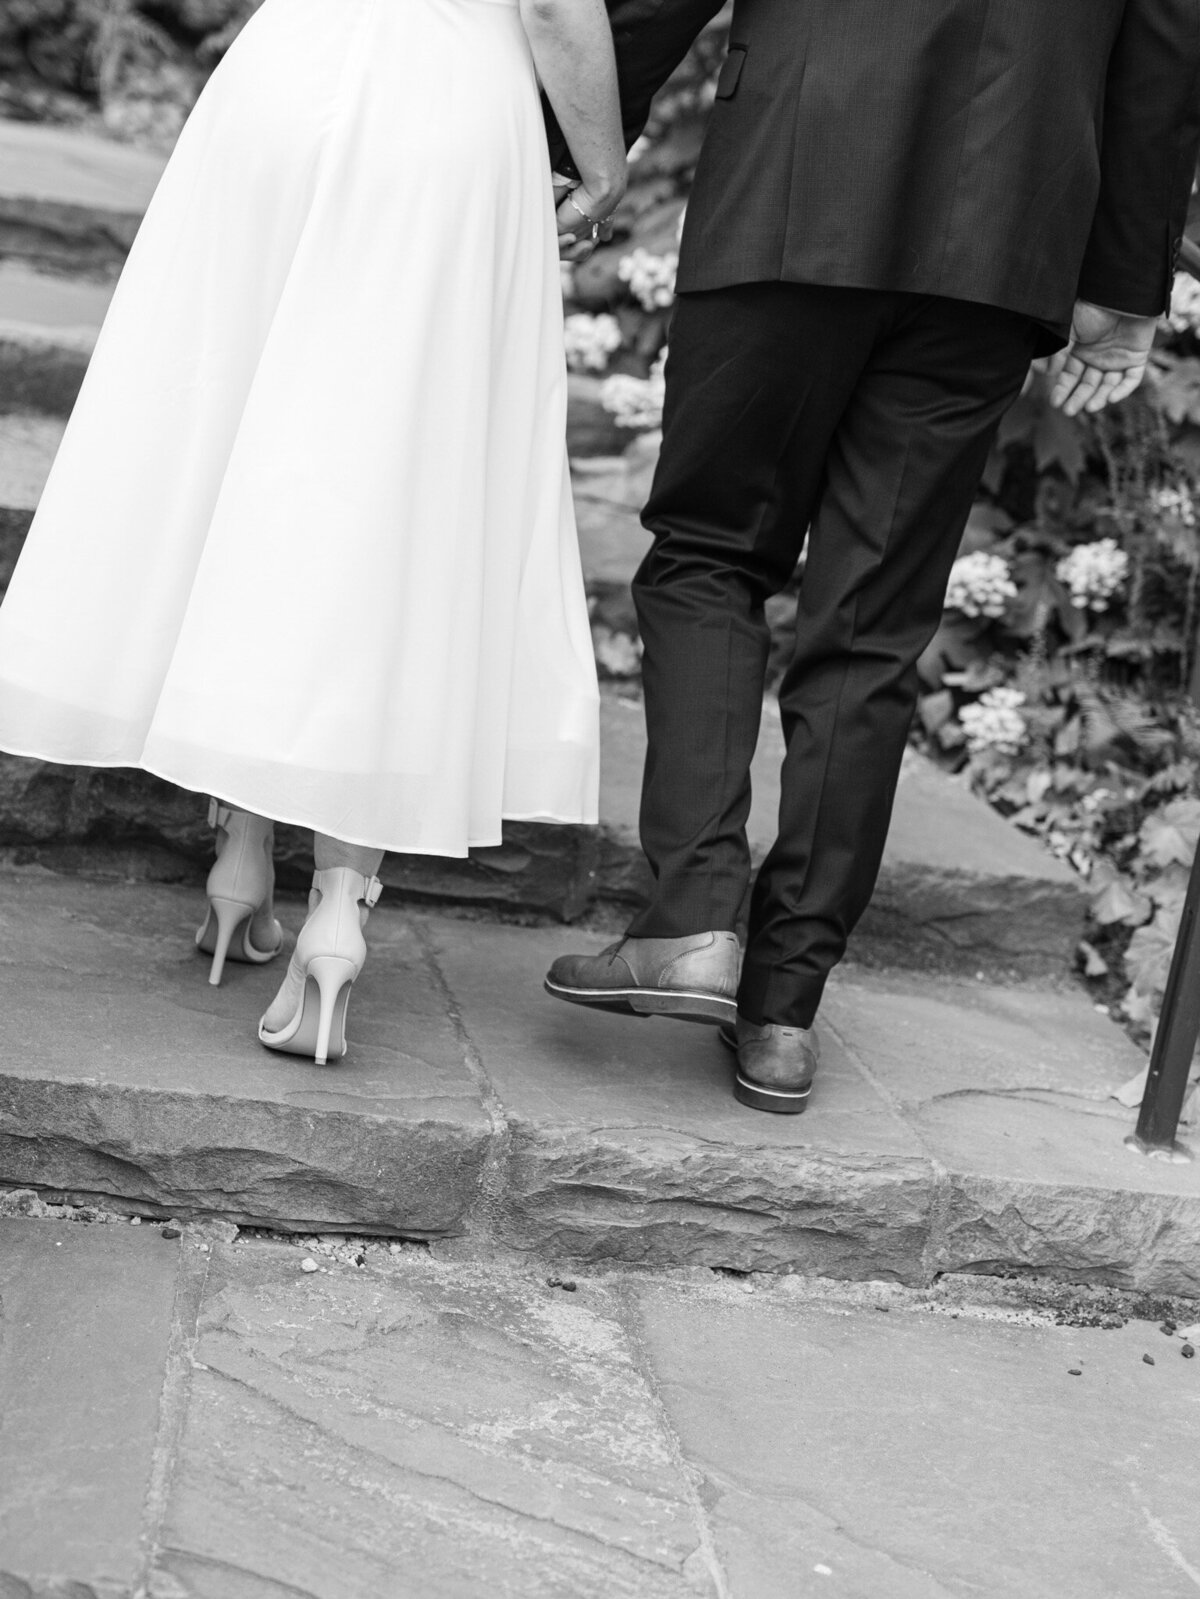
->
[[1054, 718, 1082, 757], [958, 501, 1013, 555], [1078, 939, 1110, 978], [1147, 354, 1200, 426], [1125, 906, 1183, 996], [1147, 863, 1194, 912], [1005, 549, 1083, 641], [1139, 800, 1200, 868], [1027, 767, 1054, 805], [1092, 876, 1153, 927], [1154, 516, 1200, 569], [917, 612, 991, 690], [1122, 986, 1159, 1028], [919, 690, 955, 734], [1113, 1065, 1150, 1107]]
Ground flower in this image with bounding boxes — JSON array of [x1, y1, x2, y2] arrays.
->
[[1150, 484, 1197, 528], [1055, 537, 1129, 611], [618, 247, 678, 311], [1167, 273, 1200, 336], [600, 349, 667, 431], [563, 312, 623, 373], [959, 686, 1029, 756], [944, 551, 1017, 618]]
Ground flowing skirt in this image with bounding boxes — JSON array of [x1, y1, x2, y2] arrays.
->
[[0, 0, 599, 855]]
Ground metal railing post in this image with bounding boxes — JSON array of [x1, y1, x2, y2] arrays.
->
[[1125, 843, 1200, 1161]]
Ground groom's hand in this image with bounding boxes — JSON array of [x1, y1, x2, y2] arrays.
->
[[1047, 300, 1159, 416]]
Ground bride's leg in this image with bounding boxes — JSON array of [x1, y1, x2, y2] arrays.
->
[[260, 832, 383, 1034], [230, 807, 280, 948], [313, 834, 385, 878]]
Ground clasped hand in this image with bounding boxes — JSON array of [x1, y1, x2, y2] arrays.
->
[[552, 173, 621, 263]]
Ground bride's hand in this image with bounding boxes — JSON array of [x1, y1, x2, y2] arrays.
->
[[556, 177, 624, 263]]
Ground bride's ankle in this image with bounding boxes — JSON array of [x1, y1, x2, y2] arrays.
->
[[313, 832, 384, 878]]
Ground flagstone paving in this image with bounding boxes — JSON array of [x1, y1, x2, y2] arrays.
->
[[3, 1214, 1198, 1599]]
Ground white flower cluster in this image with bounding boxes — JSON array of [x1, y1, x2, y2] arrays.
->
[[564, 312, 623, 373], [600, 349, 667, 431], [1150, 484, 1197, 527], [618, 247, 678, 311], [1167, 273, 1200, 336], [959, 687, 1028, 757], [1055, 537, 1129, 611], [944, 551, 1017, 618]]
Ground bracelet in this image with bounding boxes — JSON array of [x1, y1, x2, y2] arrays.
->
[[566, 191, 612, 242]]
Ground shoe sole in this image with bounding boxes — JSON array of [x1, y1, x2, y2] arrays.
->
[[733, 1072, 812, 1114], [718, 1026, 814, 1114], [543, 977, 737, 1027]]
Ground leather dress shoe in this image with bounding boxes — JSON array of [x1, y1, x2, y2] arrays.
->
[[545, 932, 739, 1026], [719, 1016, 820, 1113]]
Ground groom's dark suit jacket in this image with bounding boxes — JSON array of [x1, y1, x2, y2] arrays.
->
[[549, 0, 1200, 338]]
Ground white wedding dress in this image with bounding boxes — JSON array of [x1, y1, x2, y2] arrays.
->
[[0, 0, 599, 855]]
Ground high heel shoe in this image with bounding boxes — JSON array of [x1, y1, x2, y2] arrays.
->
[[195, 800, 284, 986], [257, 867, 382, 1065]]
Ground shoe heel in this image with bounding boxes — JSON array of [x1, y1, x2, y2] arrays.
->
[[306, 954, 358, 1066], [207, 896, 252, 987]]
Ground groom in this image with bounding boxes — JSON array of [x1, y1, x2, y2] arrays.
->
[[547, 0, 1200, 1113]]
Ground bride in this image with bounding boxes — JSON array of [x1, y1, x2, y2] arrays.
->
[[0, 0, 625, 1064]]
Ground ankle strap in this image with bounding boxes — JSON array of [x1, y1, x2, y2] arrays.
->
[[312, 867, 383, 908]]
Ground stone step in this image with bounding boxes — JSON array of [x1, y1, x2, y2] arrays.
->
[[0, 117, 165, 275], [0, 868, 1193, 1291], [0, 261, 632, 467], [0, 681, 1085, 978]]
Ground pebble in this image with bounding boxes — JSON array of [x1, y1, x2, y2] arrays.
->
[[300, 1257, 319, 1274], [1143, 1354, 1156, 1366], [1067, 1369, 1082, 1376], [1183, 1345, 1195, 1359], [547, 1277, 578, 1292], [129, 1216, 141, 1226], [161, 1225, 182, 1241]]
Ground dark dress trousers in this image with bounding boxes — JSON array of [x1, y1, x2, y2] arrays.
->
[[574, 1, 1200, 1028]]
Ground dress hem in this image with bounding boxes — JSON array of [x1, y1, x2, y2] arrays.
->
[[0, 740, 599, 859]]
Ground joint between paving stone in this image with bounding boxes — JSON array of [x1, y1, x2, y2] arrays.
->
[[132, 1227, 214, 1599], [609, 1277, 735, 1599], [821, 1008, 947, 1288], [409, 915, 514, 1246]]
